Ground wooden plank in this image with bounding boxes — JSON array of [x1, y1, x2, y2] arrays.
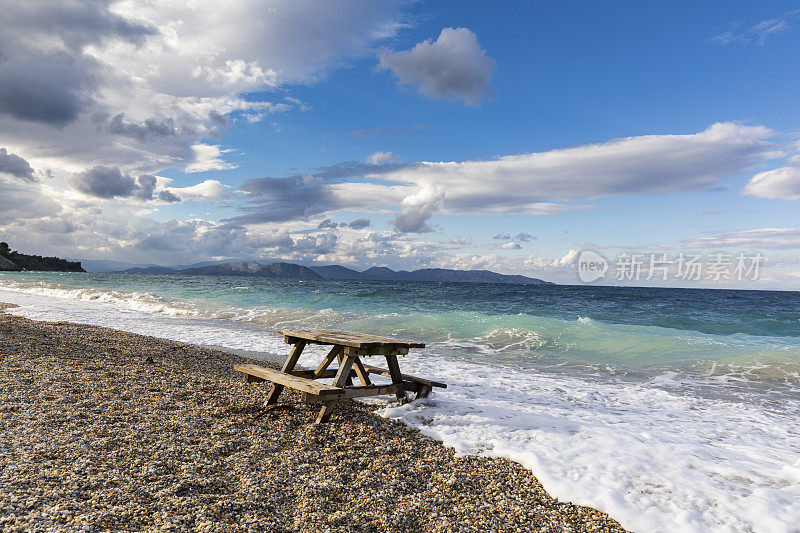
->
[[235, 363, 339, 396], [337, 352, 354, 386], [344, 346, 409, 357], [316, 355, 357, 423], [274, 328, 425, 349], [264, 340, 306, 405], [384, 354, 407, 404], [303, 383, 402, 402], [293, 369, 337, 379], [362, 364, 447, 389], [351, 357, 372, 386], [313, 345, 342, 378]]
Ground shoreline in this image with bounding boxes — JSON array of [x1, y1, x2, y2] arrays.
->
[[0, 303, 626, 532]]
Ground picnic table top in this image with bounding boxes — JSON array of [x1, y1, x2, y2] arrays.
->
[[274, 328, 425, 349]]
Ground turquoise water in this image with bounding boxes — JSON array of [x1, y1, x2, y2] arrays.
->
[[2, 271, 799, 384]]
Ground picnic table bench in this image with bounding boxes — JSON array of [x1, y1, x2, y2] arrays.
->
[[235, 328, 446, 423]]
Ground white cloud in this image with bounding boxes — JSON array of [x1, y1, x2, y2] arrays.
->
[[164, 180, 231, 202], [500, 242, 520, 250], [682, 227, 800, 250], [712, 10, 799, 45], [367, 151, 400, 164], [379, 122, 778, 217], [378, 27, 494, 105], [742, 167, 800, 200], [391, 185, 445, 233], [184, 144, 237, 173]]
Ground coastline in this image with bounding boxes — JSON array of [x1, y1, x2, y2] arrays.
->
[[0, 303, 626, 532]]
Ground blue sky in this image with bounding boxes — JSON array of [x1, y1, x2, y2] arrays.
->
[[1, 1, 800, 287]]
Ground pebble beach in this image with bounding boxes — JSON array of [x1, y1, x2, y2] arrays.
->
[[0, 302, 626, 532]]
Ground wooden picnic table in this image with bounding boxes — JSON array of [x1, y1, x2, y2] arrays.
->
[[235, 328, 446, 423]]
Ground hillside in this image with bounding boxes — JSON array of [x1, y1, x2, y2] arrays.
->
[[174, 261, 321, 279], [310, 265, 552, 285], [0, 242, 85, 272]]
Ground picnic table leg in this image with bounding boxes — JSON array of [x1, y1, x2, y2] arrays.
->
[[313, 345, 342, 378], [352, 356, 372, 386], [336, 352, 355, 386], [265, 340, 306, 406], [416, 384, 432, 400], [384, 354, 408, 404], [316, 355, 357, 424]]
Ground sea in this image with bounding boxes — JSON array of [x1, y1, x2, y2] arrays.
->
[[0, 271, 798, 532]]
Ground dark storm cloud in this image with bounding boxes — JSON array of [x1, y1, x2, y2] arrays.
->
[[348, 218, 371, 229], [68, 166, 176, 201], [0, 49, 91, 126], [158, 190, 181, 203], [107, 114, 177, 141], [0, 0, 156, 126], [318, 218, 340, 229], [133, 174, 157, 200], [0, 148, 35, 181]]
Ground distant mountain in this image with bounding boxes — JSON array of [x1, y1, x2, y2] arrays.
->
[[174, 261, 321, 279], [310, 265, 553, 285], [115, 258, 259, 274], [108, 258, 552, 285], [1, 242, 84, 272], [309, 265, 364, 280]]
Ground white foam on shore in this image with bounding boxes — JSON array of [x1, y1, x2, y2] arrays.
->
[[2, 289, 799, 532]]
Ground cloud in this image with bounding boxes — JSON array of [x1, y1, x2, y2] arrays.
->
[[157, 189, 181, 203], [367, 151, 400, 164], [381, 122, 779, 215], [230, 160, 411, 224], [184, 144, 237, 173], [0, 0, 409, 176], [348, 218, 371, 230], [712, 10, 799, 45], [493, 232, 534, 242], [391, 185, 444, 233], [682, 228, 800, 250], [742, 167, 800, 200], [378, 27, 495, 105], [235, 175, 337, 224], [68, 166, 175, 201], [107, 114, 177, 141], [317, 218, 340, 229], [69, 166, 139, 199], [0, 2, 155, 127], [164, 180, 231, 202], [133, 174, 158, 200], [0, 175, 61, 224], [227, 122, 777, 233], [0, 148, 35, 181], [500, 242, 521, 249]]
